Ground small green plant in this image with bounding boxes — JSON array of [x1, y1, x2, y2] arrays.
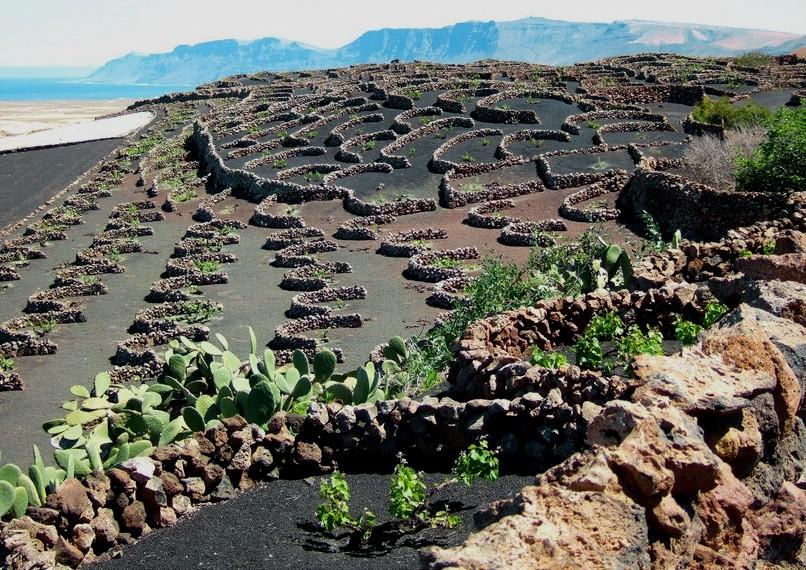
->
[[173, 188, 198, 203], [674, 318, 703, 346], [316, 471, 376, 540], [175, 300, 221, 324], [316, 441, 498, 542], [575, 334, 603, 370], [272, 158, 288, 169], [430, 257, 460, 269], [459, 182, 485, 193], [419, 116, 433, 126], [761, 241, 776, 255], [194, 259, 220, 273], [481, 138, 490, 147], [389, 461, 428, 521], [703, 301, 729, 328], [305, 130, 318, 139], [529, 348, 569, 369], [590, 158, 611, 171], [32, 319, 58, 337], [362, 140, 376, 152], [407, 146, 416, 157], [462, 152, 475, 163], [616, 325, 664, 367], [587, 121, 602, 129], [739, 248, 753, 257], [586, 312, 625, 340], [0, 356, 13, 372]]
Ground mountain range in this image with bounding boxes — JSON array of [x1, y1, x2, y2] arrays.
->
[[88, 17, 806, 85]]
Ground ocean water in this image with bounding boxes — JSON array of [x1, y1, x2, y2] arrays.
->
[[0, 78, 192, 101]]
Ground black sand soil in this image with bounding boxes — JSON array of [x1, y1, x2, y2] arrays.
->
[[98, 473, 531, 570], [0, 139, 121, 232]]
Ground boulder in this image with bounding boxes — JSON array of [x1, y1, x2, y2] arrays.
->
[[53, 536, 84, 567], [90, 508, 119, 548], [742, 279, 806, 327], [735, 253, 806, 284], [630, 350, 775, 417], [46, 478, 94, 523], [121, 500, 147, 536], [704, 308, 803, 434], [749, 481, 806, 564], [422, 484, 650, 569]]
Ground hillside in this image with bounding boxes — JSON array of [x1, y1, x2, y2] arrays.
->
[[88, 17, 806, 85]]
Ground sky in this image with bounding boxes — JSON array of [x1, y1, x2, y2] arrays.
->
[[1, 0, 804, 67]]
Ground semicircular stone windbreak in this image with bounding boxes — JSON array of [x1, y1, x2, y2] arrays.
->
[[438, 157, 544, 209], [494, 128, 571, 161], [334, 214, 396, 240], [428, 128, 503, 175], [406, 247, 480, 283], [631, 216, 806, 292], [499, 219, 568, 247], [250, 195, 306, 229], [558, 172, 628, 223], [192, 187, 231, 222], [263, 227, 325, 250], [471, 88, 576, 124], [626, 142, 687, 173], [286, 286, 368, 318], [377, 227, 449, 258], [390, 106, 443, 135], [379, 116, 475, 169], [335, 129, 397, 164], [272, 239, 339, 268], [325, 112, 385, 146]]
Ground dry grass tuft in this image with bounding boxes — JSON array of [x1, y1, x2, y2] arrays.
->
[[683, 126, 765, 191]]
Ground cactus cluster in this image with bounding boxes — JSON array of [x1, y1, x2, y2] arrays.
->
[[0, 446, 69, 519], [45, 328, 395, 479], [43, 372, 157, 475], [165, 329, 386, 431]]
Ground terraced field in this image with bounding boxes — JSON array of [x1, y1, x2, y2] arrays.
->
[[1, 53, 804, 569]]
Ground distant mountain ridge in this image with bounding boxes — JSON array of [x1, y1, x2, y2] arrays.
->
[[88, 17, 806, 85]]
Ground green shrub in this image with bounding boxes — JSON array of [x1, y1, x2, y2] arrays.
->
[[692, 96, 770, 129], [735, 107, 806, 193], [586, 312, 624, 341], [703, 301, 729, 328], [575, 334, 603, 370], [674, 318, 703, 346], [733, 51, 772, 68], [529, 349, 569, 369], [616, 325, 664, 366]]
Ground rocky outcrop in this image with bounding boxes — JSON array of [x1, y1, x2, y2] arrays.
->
[[425, 309, 806, 569]]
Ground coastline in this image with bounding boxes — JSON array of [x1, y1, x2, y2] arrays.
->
[[0, 99, 134, 138]]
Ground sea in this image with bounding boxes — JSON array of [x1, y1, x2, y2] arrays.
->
[[0, 78, 191, 101]]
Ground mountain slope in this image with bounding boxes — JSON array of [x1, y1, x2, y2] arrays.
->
[[88, 17, 806, 85]]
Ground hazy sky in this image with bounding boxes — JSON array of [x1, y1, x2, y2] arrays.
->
[[2, 0, 804, 67]]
